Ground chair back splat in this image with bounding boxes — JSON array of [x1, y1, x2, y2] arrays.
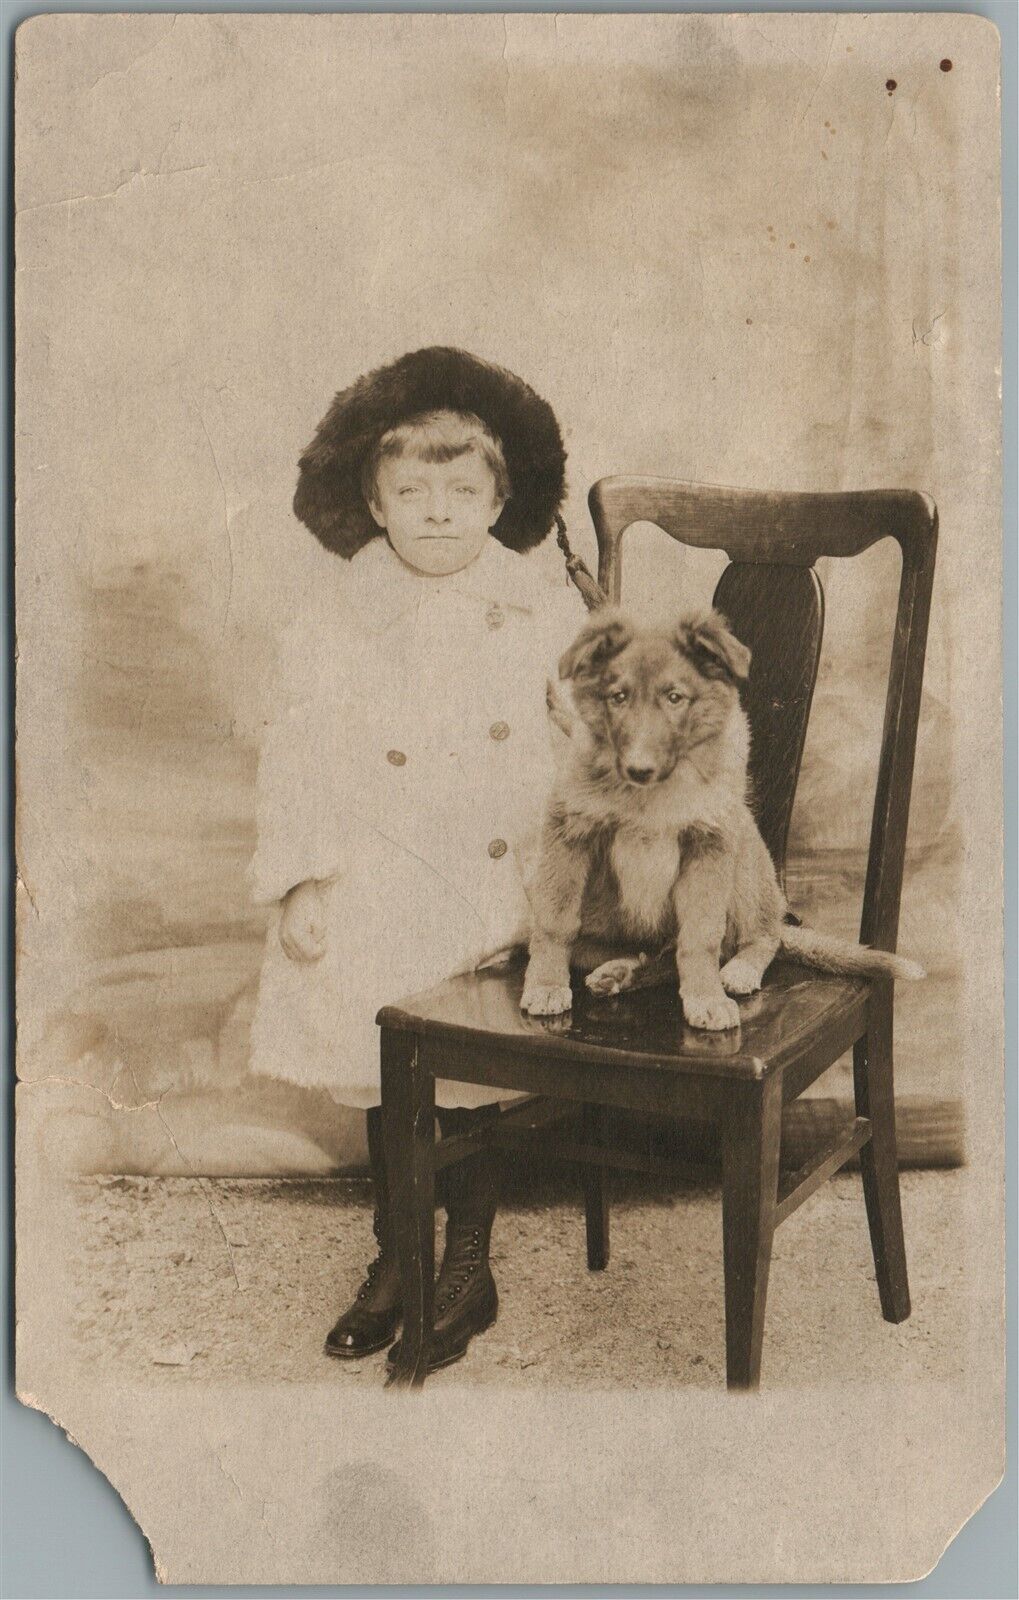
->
[[588, 478, 938, 956], [712, 562, 823, 886]]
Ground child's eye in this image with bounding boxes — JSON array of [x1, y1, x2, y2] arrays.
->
[[607, 690, 628, 707], [454, 485, 477, 496], [398, 485, 423, 497], [665, 689, 689, 706]]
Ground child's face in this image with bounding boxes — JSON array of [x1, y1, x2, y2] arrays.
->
[[369, 449, 506, 576]]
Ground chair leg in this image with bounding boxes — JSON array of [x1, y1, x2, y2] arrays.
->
[[581, 1103, 609, 1270], [854, 985, 910, 1323], [721, 1077, 783, 1391], [380, 1029, 435, 1388]]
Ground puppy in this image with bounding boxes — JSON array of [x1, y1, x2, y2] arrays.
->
[[521, 607, 923, 1029]]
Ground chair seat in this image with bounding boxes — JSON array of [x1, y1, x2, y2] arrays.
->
[[377, 956, 869, 1081]]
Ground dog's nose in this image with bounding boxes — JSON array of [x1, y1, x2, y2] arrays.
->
[[625, 765, 656, 785]]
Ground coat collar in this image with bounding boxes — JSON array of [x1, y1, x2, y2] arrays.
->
[[344, 534, 553, 632]]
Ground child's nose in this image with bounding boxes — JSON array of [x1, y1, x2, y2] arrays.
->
[[425, 491, 452, 523]]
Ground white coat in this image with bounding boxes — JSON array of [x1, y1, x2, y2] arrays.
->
[[247, 534, 588, 1107]]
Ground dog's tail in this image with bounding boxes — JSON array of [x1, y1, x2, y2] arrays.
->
[[779, 924, 925, 981]]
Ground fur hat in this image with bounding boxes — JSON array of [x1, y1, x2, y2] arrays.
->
[[293, 346, 568, 558]]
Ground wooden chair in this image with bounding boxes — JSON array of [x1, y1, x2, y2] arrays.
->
[[379, 479, 938, 1390]]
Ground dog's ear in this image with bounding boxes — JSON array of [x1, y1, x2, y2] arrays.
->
[[677, 611, 751, 685], [558, 610, 634, 682]]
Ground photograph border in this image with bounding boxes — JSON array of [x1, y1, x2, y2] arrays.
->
[[3, 1, 1014, 1594]]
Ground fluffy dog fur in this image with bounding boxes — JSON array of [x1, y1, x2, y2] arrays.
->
[[522, 607, 923, 1030], [293, 347, 567, 559]]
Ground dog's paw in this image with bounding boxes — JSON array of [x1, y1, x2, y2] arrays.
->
[[521, 982, 574, 1016], [585, 954, 649, 997], [719, 957, 763, 997], [682, 991, 741, 1031]]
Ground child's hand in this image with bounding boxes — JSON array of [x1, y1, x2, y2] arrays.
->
[[280, 880, 328, 963]]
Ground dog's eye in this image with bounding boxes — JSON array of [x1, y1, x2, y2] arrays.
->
[[606, 690, 628, 707], [665, 690, 689, 706]]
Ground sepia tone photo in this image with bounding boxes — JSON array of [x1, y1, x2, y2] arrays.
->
[[14, 10, 1003, 1585]]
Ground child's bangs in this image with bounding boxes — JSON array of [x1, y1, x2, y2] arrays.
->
[[368, 410, 509, 499]]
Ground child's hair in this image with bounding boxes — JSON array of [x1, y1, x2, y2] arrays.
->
[[361, 409, 510, 506]]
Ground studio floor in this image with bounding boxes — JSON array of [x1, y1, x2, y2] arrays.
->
[[71, 1165, 970, 1390]]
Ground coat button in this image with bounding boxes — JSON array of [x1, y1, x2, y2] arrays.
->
[[489, 721, 510, 741], [487, 838, 508, 859], [485, 604, 505, 631], [386, 749, 407, 767]]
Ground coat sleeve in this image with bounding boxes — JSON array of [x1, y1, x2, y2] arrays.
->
[[247, 622, 357, 906], [541, 579, 590, 747]]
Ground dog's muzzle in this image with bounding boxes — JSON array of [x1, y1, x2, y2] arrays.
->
[[623, 764, 656, 785]]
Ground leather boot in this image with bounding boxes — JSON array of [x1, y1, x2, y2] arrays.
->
[[325, 1107, 402, 1358], [388, 1105, 502, 1373]]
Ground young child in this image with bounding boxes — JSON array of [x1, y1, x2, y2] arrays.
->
[[248, 347, 589, 1371]]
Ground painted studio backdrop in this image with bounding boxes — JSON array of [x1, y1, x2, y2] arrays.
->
[[17, 13, 983, 1176]]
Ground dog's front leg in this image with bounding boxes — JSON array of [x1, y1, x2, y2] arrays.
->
[[521, 819, 591, 1016], [673, 835, 740, 1031]]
